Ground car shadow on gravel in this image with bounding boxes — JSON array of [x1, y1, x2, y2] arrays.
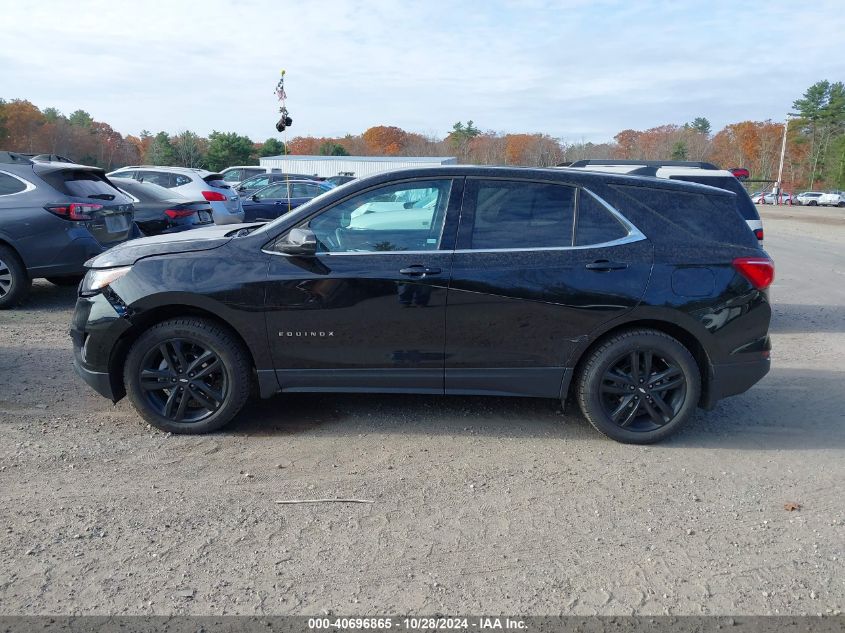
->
[[769, 303, 845, 333], [6, 281, 78, 313], [225, 366, 844, 450]]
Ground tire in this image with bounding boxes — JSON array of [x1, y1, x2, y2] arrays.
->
[[838, 201, 845, 208], [0, 245, 31, 309], [124, 318, 251, 434], [46, 275, 84, 287], [809, 201, 817, 206], [576, 329, 701, 444]]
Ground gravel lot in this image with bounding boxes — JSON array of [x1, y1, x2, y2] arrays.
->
[[1, 204, 843, 616]]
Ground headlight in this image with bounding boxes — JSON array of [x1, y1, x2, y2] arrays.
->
[[81, 266, 132, 295]]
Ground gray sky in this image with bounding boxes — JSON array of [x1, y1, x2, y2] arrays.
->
[[2, 0, 844, 143]]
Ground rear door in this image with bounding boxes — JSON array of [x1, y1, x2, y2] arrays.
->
[[445, 178, 653, 397]]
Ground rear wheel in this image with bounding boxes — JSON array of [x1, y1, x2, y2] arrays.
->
[[808, 200, 817, 206], [576, 329, 700, 444], [124, 318, 251, 433], [0, 246, 30, 309]]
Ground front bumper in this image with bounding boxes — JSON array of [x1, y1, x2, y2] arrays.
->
[[70, 292, 133, 402], [702, 356, 771, 409]]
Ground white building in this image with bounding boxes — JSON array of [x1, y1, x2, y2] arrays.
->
[[258, 155, 457, 178]]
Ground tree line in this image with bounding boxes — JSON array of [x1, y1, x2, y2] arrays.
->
[[1, 80, 843, 189]]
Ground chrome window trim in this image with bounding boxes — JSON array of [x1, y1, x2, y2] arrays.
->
[[0, 170, 36, 197], [262, 185, 647, 257]]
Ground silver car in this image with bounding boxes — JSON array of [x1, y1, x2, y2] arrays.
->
[[107, 166, 244, 224]]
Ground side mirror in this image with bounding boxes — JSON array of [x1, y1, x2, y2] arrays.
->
[[250, 194, 259, 202], [278, 227, 317, 256]]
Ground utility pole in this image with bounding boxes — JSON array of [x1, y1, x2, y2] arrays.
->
[[775, 117, 789, 203]]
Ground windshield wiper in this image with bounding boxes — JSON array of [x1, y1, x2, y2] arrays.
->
[[88, 193, 115, 201]]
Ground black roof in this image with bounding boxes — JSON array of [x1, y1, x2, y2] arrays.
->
[[356, 165, 735, 197]]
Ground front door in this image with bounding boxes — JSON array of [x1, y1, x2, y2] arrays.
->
[[264, 178, 462, 393], [445, 178, 653, 398]]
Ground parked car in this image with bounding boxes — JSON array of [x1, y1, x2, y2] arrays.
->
[[241, 180, 332, 221], [325, 175, 356, 186], [818, 191, 845, 207], [218, 166, 273, 189], [0, 151, 135, 308], [236, 172, 334, 198], [111, 178, 213, 236], [71, 165, 773, 444], [795, 191, 825, 206], [566, 160, 765, 241], [107, 166, 244, 225], [754, 191, 793, 205]]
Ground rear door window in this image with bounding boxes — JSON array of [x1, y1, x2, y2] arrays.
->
[[138, 171, 174, 188], [173, 174, 192, 186], [465, 179, 576, 249], [0, 172, 29, 195]]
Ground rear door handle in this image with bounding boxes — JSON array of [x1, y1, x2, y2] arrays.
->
[[400, 265, 442, 277], [585, 259, 628, 272]]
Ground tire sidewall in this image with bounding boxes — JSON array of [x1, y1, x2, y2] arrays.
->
[[579, 332, 701, 444], [0, 246, 30, 309], [125, 319, 249, 434]]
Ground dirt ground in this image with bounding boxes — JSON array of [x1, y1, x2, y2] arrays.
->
[[1, 204, 843, 616]]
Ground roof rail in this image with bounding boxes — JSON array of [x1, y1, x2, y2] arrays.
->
[[0, 151, 34, 165], [567, 159, 720, 170]]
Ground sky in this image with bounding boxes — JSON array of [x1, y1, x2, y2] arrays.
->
[[2, 0, 844, 144]]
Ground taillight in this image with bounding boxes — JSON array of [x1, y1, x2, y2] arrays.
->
[[164, 209, 195, 219], [45, 203, 102, 221], [733, 257, 774, 290], [753, 228, 764, 241], [202, 191, 227, 202]]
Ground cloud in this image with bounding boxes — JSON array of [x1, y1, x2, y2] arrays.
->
[[1, 0, 844, 142]]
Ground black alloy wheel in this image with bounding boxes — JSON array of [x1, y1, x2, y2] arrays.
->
[[576, 329, 701, 444], [599, 349, 686, 432], [125, 318, 251, 433], [139, 338, 229, 423]]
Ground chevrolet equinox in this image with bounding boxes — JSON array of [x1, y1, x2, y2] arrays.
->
[[71, 166, 773, 443]]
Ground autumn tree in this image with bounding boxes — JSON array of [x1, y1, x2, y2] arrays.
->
[[362, 126, 408, 155]]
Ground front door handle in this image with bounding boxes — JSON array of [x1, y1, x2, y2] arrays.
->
[[400, 265, 442, 277], [585, 259, 628, 272]]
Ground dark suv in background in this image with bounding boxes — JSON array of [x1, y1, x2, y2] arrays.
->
[[0, 152, 136, 308], [71, 166, 773, 444]]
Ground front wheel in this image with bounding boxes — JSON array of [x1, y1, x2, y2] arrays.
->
[[576, 329, 701, 444], [124, 318, 251, 433]]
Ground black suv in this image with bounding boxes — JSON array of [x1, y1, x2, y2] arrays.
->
[[0, 151, 136, 308], [70, 166, 773, 443]]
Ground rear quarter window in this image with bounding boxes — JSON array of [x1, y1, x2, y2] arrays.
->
[[668, 175, 760, 221], [0, 172, 29, 195], [612, 185, 757, 247]]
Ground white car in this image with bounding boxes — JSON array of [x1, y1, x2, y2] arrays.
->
[[754, 191, 793, 205], [219, 166, 278, 189], [107, 166, 244, 224], [564, 160, 764, 241], [818, 191, 845, 207], [795, 191, 825, 206]]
